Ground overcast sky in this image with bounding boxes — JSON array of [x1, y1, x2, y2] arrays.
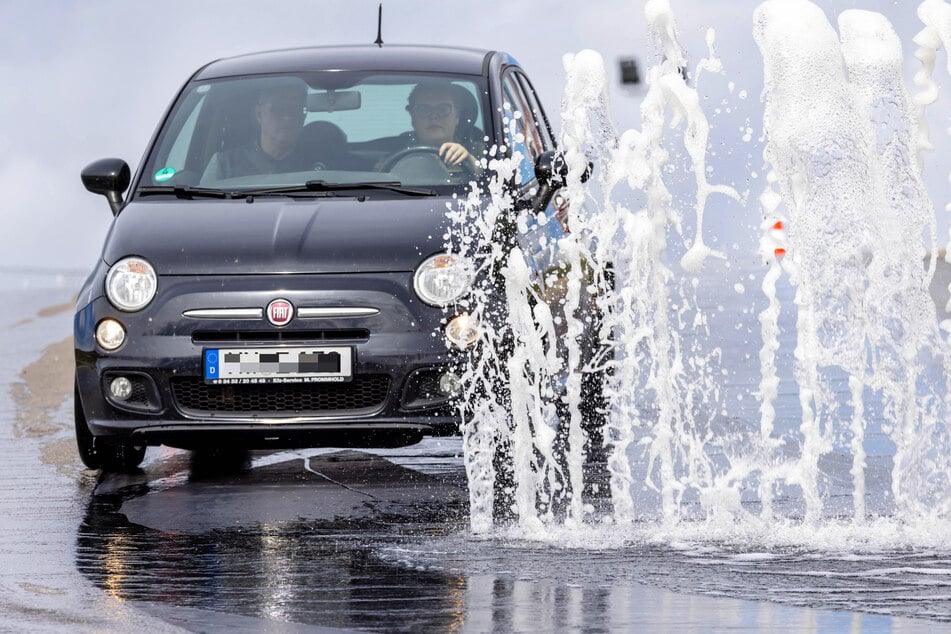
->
[[0, 0, 947, 273]]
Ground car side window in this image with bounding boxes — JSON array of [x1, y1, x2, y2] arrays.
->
[[503, 70, 566, 282], [514, 73, 554, 153], [501, 74, 540, 186], [501, 70, 555, 188], [513, 72, 567, 230]]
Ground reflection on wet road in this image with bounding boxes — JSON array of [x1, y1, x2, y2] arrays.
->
[[76, 448, 938, 633], [0, 272, 945, 632], [78, 449, 469, 632]]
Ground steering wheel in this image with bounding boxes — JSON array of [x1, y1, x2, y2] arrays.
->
[[380, 145, 475, 176]]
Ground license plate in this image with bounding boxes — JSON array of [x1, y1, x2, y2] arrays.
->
[[203, 347, 353, 384]]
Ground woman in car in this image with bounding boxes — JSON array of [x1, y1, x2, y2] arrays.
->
[[402, 81, 483, 174]]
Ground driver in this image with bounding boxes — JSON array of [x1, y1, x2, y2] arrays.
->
[[202, 78, 310, 182], [404, 81, 481, 173]]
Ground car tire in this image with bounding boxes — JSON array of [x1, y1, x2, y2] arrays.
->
[[579, 367, 612, 515], [74, 381, 101, 470], [492, 432, 517, 524]]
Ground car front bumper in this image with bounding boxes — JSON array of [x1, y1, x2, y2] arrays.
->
[[75, 272, 463, 448]]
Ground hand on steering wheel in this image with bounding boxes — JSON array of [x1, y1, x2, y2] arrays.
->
[[380, 145, 478, 176], [438, 142, 475, 171]]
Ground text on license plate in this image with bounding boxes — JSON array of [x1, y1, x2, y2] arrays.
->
[[203, 347, 353, 384]]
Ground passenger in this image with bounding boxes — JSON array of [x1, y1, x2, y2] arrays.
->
[[202, 78, 311, 182], [404, 81, 482, 173]]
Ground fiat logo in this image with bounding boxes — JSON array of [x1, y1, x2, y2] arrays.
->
[[266, 299, 294, 327]]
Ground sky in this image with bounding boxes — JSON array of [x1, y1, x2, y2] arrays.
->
[[0, 0, 947, 273]]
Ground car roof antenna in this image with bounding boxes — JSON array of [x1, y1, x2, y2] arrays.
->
[[374, 3, 384, 47]]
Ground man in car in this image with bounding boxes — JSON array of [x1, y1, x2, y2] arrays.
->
[[202, 78, 311, 182], [405, 81, 482, 173]]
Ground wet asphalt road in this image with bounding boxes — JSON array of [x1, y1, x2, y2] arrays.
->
[[0, 272, 946, 633]]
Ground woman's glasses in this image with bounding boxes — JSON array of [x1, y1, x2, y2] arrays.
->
[[407, 102, 454, 118]]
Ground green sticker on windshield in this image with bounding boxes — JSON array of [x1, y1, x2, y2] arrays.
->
[[154, 167, 176, 182]]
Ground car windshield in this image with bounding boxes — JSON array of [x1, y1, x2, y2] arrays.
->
[[140, 71, 489, 195]]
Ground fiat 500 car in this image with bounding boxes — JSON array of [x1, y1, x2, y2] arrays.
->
[[75, 44, 584, 472]]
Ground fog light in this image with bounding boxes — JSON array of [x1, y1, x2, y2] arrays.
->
[[445, 313, 479, 350], [96, 319, 126, 351], [109, 376, 133, 401], [438, 371, 462, 396]]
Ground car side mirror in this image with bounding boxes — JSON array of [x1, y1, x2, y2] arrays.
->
[[81, 158, 130, 215], [534, 150, 593, 189], [531, 151, 593, 212]]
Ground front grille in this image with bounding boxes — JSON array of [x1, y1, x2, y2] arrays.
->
[[171, 375, 390, 416], [129, 381, 151, 406]]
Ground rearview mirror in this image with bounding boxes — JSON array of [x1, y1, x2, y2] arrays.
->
[[307, 90, 361, 113]]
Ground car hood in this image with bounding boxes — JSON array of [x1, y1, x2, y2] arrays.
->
[[103, 197, 452, 275]]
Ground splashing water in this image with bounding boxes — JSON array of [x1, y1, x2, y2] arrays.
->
[[756, 0, 951, 525], [915, 0, 951, 317], [451, 0, 951, 546]]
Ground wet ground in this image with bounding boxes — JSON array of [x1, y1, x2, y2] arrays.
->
[[1, 270, 949, 632]]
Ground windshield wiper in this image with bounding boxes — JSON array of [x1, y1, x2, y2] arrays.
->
[[238, 180, 435, 198], [138, 186, 231, 199], [307, 180, 435, 196]]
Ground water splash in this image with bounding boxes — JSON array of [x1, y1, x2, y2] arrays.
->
[[602, 1, 741, 524], [914, 0, 951, 319], [756, 0, 951, 524], [446, 157, 520, 534], [451, 0, 951, 544]]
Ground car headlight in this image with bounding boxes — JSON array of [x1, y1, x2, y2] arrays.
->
[[105, 257, 157, 311], [413, 253, 473, 307]]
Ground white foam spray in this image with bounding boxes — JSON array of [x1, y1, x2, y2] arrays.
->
[[558, 1, 741, 526], [447, 156, 523, 534], [914, 0, 951, 315], [450, 0, 951, 546], [912, 0, 951, 158], [755, 0, 951, 523], [756, 184, 787, 520]]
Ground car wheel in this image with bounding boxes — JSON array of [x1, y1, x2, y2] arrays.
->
[[96, 436, 146, 473], [74, 381, 101, 470], [579, 367, 612, 514], [492, 432, 517, 524], [579, 286, 614, 516]]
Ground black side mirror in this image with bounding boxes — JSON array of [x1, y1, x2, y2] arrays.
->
[[530, 151, 594, 212], [534, 150, 568, 189], [81, 158, 130, 215], [534, 150, 593, 189]]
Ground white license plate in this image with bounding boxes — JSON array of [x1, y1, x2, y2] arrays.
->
[[203, 347, 353, 384]]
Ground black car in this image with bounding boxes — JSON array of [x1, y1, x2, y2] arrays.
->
[[75, 44, 587, 472]]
